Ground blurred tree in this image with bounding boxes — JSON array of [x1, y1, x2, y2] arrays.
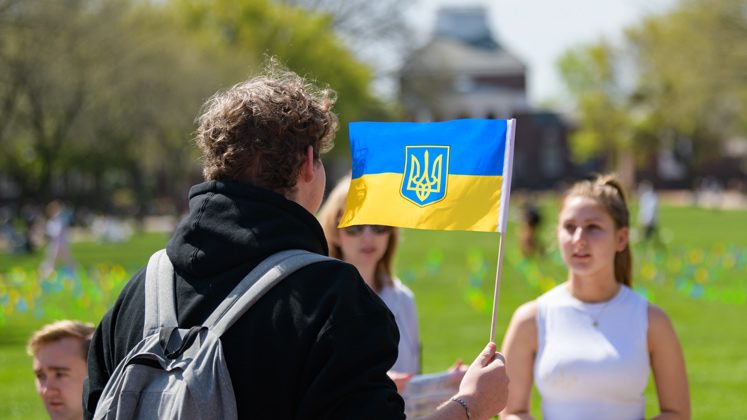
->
[[0, 0, 21, 146], [558, 0, 747, 185], [72, 4, 224, 216], [0, 0, 116, 202], [557, 42, 638, 187], [278, 0, 413, 93], [0, 0, 220, 212], [0, 0, 395, 214], [172, 0, 397, 157], [626, 0, 747, 178], [278, 0, 410, 52]]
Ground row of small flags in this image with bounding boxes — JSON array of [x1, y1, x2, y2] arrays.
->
[[2, 245, 745, 324]]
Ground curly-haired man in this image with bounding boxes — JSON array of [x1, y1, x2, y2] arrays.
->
[[84, 64, 507, 420]]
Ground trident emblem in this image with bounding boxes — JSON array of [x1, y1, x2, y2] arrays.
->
[[401, 146, 450, 206]]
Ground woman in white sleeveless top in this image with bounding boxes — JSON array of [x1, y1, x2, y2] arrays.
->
[[501, 175, 690, 420]]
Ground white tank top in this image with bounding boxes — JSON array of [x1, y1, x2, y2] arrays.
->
[[534, 284, 650, 420]]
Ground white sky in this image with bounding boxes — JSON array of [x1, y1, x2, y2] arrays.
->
[[406, 0, 677, 108]]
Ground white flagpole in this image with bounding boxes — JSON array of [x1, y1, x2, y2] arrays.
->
[[489, 118, 516, 343]]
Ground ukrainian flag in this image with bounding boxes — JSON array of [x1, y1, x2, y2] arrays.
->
[[339, 119, 516, 233]]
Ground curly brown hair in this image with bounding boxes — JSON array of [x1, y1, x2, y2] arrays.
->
[[195, 62, 338, 194]]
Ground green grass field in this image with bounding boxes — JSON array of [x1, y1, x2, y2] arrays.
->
[[1, 203, 745, 418]]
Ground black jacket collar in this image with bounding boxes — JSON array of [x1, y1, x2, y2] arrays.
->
[[166, 180, 328, 278]]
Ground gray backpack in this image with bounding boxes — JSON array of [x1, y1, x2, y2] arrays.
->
[[93, 248, 330, 419]]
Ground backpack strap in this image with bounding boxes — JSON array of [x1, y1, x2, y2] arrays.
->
[[143, 249, 179, 337], [205, 249, 332, 337]]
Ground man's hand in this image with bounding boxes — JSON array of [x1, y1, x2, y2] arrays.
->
[[454, 342, 509, 420]]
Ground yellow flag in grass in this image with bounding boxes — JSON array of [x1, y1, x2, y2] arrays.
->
[[339, 119, 516, 233]]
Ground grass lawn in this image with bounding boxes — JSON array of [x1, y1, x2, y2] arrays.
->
[[1, 204, 745, 418]]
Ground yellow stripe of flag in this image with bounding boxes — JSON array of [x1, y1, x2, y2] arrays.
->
[[341, 173, 504, 232]]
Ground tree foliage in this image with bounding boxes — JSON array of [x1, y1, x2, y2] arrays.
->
[[558, 0, 747, 184], [278, 0, 413, 87], [627, 0, 747, 164], [0, 0, 120, 202], [172, 0, 395, 153], [558, 43, 633, 162], [0, 0, 393, 214]]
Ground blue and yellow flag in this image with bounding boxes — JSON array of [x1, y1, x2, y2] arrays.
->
[[339, 119, 516, 233]]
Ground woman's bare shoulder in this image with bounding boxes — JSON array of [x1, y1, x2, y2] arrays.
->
[[512, 300, 539, 324], [647, 303, 673, 330]]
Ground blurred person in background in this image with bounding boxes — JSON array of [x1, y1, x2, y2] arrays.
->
[[518, 197, 544, 258], [39, 200, 76, 278], [638, 180, 662, 247]]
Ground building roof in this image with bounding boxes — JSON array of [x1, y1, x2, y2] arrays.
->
[[401, 38, 526, 77], [402, 6, 525, 77], [434, 6, 500, 50]]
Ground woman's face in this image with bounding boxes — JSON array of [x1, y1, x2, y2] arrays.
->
[[557, 195, 628, 280], [337, 225, 392, 271]]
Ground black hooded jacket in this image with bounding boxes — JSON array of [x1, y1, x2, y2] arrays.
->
[[84, 180, 404, 419]]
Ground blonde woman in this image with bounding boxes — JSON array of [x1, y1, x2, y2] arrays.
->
[[319, 176, 420, 379], [501, 175, 690, 420], [318, 176, 467, 415]]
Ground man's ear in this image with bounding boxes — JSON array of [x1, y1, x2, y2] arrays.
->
[[300, 145, 315, 183]]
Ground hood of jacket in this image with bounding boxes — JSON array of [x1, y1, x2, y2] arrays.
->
[[166, 180, 329, 278]]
